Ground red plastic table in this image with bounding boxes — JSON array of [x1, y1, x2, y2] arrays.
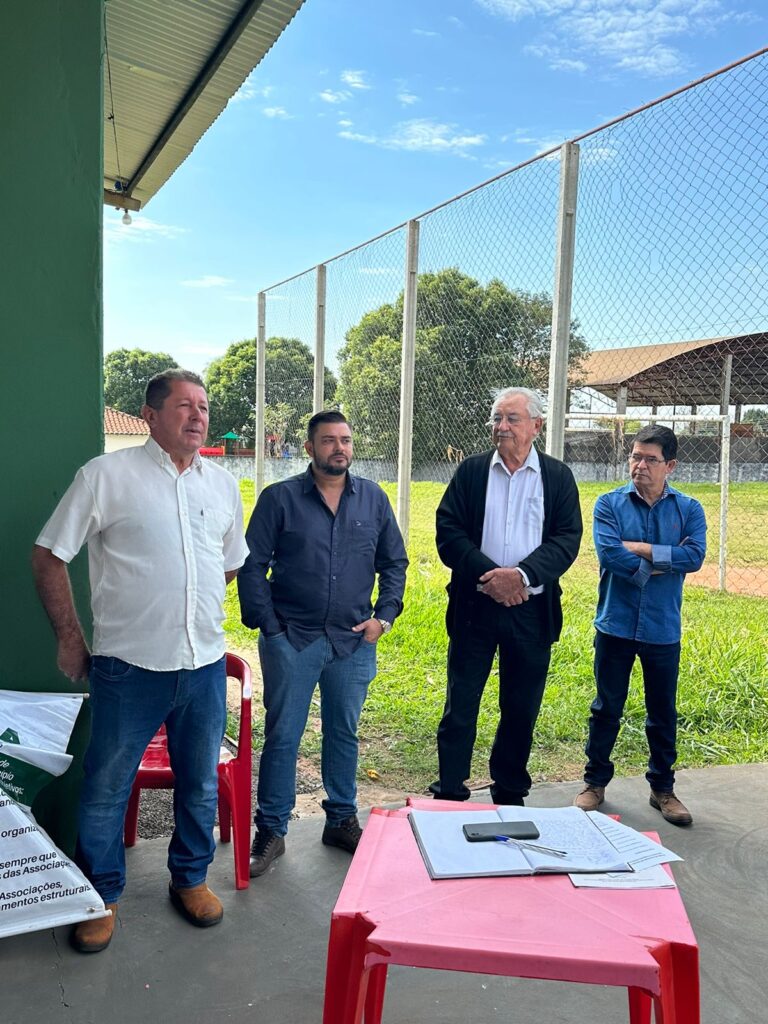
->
[[323, 800, 699, 1024]]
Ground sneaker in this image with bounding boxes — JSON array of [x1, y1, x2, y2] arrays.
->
[[649, 790, 693, 826], [249, 829, 285, 877], [169, 883, 223, 928], [573, 784, 606, 812], [322, 815, 362, 853], [70, 903, 118, 953]]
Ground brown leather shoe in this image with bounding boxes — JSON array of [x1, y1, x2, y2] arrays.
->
[[573, 785, 605, 812], [169, 883, 223, 928], [70, 903, 118, 953], [650, 790, 693, 826]]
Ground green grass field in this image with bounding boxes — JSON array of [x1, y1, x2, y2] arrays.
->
[[225, 478, 768, 793]]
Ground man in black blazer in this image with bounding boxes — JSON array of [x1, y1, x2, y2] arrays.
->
[[431, 387, 582, 805]]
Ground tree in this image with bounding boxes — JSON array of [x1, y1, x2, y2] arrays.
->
[[336, 267, 589, 464], [742, 407, 768, 435], [204, 337, 336, 446], [104, 348, 179, 415]]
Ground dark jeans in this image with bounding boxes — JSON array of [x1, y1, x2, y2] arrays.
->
[[76, 655, 227, 903], [433, 599, 552, 803], [584, 631, 681, 792]]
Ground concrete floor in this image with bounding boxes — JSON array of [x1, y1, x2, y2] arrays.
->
[[2, 763, 766, 1024]]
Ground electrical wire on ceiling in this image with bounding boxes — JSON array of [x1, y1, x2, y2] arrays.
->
[[104, 4, 131, 225]]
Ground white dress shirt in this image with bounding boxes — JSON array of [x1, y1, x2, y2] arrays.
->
[[36, 437, 249, 671], [481, 446, 545, 595]]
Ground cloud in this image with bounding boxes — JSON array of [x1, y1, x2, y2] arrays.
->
[[508, 126, 575, 154], [475, 0, 738, 77], [505, 125, 618, 162], [319, 89, 351, 104], [525, 45, 588, 73], [550, 57, 587, 73], [337, 118, 354, 127], [339, 118, 486, 155], [263, 106, 293, 119], [230, 75, 274, 103], [104, 214, 188, 245], [341, 69, 371, 90], [181, 275, 234, 289], [412, 28, 439, 37], [397, 90, 420, 106]]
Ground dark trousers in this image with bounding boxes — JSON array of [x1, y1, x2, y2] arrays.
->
[[584, 630, 681, 792], [434, 599, 551, 803]]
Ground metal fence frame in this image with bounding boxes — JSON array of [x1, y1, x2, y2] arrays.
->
[[251, 47, 767, 586]]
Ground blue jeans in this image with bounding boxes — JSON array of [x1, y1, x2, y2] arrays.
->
[[584, 631, 681, 792], [256, 634, 377, 835], [76, 655, 227, 903]]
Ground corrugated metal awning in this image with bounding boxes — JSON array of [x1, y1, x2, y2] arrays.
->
[[581, 334, 768, 406], [104, 0, 305, 210]]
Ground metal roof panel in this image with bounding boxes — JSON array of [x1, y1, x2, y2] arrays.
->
[[104, 0, 305, 208]]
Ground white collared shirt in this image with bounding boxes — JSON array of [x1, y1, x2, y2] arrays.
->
[[36, 438, 249, 671], [481, 446, 545, 595]]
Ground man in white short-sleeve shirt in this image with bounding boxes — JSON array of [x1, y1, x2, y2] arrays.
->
[[32, 370, 248, 953]]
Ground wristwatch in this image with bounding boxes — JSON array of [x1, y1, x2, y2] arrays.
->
[[376, 617, 392, 634]]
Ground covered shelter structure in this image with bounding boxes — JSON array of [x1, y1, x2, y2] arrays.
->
[[577, 332, 768, 418], [2, 0, 305, 851]]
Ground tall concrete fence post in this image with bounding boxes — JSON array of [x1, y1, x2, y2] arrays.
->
[[314, 263, 327, 413], [256, 291, 266, 495], [396, 219, 420, 544], [546, 141, 580, 461]]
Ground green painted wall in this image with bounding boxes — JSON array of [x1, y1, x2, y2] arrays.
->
[[0, 2, 103, 852]]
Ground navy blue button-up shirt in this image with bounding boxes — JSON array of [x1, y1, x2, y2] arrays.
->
[[593, 482, 706, 644], [238, 467, 408, 654]]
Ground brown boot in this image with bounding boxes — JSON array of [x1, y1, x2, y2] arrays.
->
[[169, 883, 223, 928], [573, 785, 605, 812], [650, 790, 693, 826], [70, 903, 118, 953]]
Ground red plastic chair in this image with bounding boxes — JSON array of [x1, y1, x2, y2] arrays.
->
[[123, 652, 253, 890]]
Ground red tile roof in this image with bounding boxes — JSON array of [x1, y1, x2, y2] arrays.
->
[[104, 406, 149, 435]]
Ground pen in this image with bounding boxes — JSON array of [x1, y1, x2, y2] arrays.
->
[[493, 835, 569, 858]]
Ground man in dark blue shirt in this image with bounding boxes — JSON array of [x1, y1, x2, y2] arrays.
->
[[574, 425, 706, 826], [238, 411, 408, 875]]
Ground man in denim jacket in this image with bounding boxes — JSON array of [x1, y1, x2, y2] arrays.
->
[[574, 425, 706, 825]]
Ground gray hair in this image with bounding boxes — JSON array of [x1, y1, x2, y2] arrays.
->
[[488, 387, 544, 424]]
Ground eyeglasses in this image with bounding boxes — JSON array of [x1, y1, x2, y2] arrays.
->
[[629, 453, 666, 466], [492, 415, 532, 426]]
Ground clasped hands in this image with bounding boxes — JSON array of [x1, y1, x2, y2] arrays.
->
[[477, 567, 529, 607]]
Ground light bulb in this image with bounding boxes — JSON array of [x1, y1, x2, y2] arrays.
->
[[121, 210, 132, 226]]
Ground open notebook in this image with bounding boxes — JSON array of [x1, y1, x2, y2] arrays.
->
[[409, 806, 632, 879]]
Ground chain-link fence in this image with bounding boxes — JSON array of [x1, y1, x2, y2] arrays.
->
[[254, 49, 768, 596]]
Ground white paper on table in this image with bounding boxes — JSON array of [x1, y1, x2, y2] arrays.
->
[[569, 864, 676, 889], [586, 811, 683, 871]]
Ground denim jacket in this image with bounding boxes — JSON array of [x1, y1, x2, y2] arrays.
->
[[593, 482, 706, 644]]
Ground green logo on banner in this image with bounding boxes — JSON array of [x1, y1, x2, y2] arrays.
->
[[0, 728, 21, 744]]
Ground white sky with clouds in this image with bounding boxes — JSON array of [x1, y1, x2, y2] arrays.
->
[[104, 0, 763, 373]]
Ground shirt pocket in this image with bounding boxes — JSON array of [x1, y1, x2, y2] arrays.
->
[[201, 506, 234, 551], [525, 496, 545, 528], [350, 519, 377, 555]]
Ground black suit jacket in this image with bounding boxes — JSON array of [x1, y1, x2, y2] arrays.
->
[[436, 449, 583, 644]]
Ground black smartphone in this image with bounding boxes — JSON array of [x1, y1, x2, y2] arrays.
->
[[462, 821, 540, 843]]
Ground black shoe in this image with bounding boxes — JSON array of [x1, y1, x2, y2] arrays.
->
[[322, 815, 362, 853], [428, 781, 470, 801], [249, 829, 285, 877], [490, 785, 525, 806]]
